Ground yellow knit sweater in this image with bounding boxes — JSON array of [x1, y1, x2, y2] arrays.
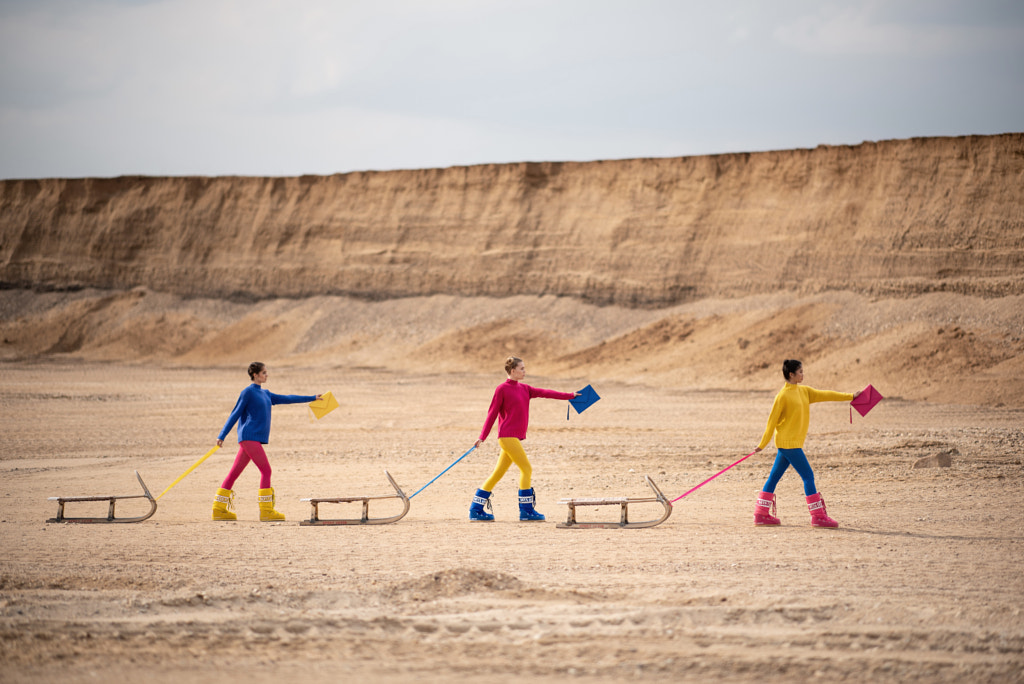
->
[[757, 383, 854, 450]]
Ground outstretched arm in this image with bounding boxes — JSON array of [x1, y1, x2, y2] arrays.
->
[[529, 386, 576, 401], [807, 388, 855, 403], [269, 392, 318, 405]]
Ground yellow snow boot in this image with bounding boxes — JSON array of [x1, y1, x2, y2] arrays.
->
[[212, 488, 236, 521], [258, 487, 285, 522]]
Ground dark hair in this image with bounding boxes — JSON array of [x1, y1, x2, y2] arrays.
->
[[248, 362, 266, 380], [504, 356, 523, 375], [782, 359, 802, 382]]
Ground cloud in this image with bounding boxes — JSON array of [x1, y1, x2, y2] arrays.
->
[[1, 0, 1022, 178], [773, 1, 1024, 57]]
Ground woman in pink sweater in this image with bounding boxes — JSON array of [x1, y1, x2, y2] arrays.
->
[[469, 356, 578, 522]]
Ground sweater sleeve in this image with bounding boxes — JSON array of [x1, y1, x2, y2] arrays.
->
[[268, 392, 317, 405], [528, 386, 575, 401], [479, 386, 503, 441], [806, 388, 854, 404], [218, 391, 248, 441], [756, 393, 785, 450]]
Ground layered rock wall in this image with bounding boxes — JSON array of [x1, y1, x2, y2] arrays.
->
[[2, 134, 1022, 306]]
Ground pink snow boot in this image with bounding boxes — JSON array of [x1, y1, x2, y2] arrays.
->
[[806, 492, 838, 528], [754, 491, 780, 526]]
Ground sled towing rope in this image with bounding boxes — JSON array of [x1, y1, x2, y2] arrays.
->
[[556, 475, 672, 529], [300, 470, 410, 525], [47, 470, 158, 523]]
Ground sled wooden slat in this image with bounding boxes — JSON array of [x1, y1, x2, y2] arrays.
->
[[556, 476, 671, 529], [558, 497, 630, 505], [300, 470, 409, 525], [47, 471, 157, 523]]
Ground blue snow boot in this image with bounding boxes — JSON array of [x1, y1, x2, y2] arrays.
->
[[469, 489, 495, 522], [518, 488, 545, 522]]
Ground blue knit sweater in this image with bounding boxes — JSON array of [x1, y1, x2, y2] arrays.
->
[[218, 384, 316, 444]]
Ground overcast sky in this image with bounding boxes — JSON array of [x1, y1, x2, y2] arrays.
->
[[1, 0, 1021, 179]]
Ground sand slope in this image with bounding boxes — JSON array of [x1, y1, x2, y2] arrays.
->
[[2, 288, 1022, 408]]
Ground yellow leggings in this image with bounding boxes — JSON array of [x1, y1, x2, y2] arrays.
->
[[481, 437, 532, 491]]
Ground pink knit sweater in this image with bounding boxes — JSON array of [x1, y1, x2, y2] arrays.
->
[[479, 379, 575, 441]]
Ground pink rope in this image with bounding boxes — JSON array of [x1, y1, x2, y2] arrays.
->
[[670, 451, 757, 503]]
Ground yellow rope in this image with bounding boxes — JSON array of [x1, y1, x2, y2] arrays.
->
[[156, 445, 221, 500]]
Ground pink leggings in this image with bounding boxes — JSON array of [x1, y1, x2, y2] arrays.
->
[[221, 441, 272, 489]]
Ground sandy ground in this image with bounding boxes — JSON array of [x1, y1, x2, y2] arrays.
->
[[1, 362, 1023, 683]]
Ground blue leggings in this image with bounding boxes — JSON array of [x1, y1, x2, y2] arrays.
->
[[763, 448, 817, 496]]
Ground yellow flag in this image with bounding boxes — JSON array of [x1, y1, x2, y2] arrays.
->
[[308, 391, 339, 421]]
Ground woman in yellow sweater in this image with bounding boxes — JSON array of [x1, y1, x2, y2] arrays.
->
[[753, 359, 861, 528]]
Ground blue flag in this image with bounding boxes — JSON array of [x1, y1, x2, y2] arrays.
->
[[567, 384, 600, 420]]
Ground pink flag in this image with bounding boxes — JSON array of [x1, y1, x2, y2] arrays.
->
[[850, 384, 883, 423]]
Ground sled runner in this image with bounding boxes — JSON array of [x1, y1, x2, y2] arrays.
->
[[300, 470, 410, 525], [556, 475, 672, 529], [47, 470, 158, 523]]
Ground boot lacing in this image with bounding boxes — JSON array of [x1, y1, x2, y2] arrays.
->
[[485, 497, 493, 513], [215, 490, 236, 511]]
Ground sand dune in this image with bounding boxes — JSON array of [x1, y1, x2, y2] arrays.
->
[[2, 287, 1022, 407]]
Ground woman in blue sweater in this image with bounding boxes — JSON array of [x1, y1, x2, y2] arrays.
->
[[212, 362, 321, 521]]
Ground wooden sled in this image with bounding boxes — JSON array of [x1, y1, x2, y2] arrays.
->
[[47, 470, 157, 523], [300, 470, 410, 525], [556, 475, 672, 529]]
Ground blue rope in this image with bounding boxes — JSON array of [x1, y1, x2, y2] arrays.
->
[[408, 445, 477, 499]]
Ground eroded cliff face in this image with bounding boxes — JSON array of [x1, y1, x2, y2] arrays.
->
[[3, 134, 1022, 306]]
